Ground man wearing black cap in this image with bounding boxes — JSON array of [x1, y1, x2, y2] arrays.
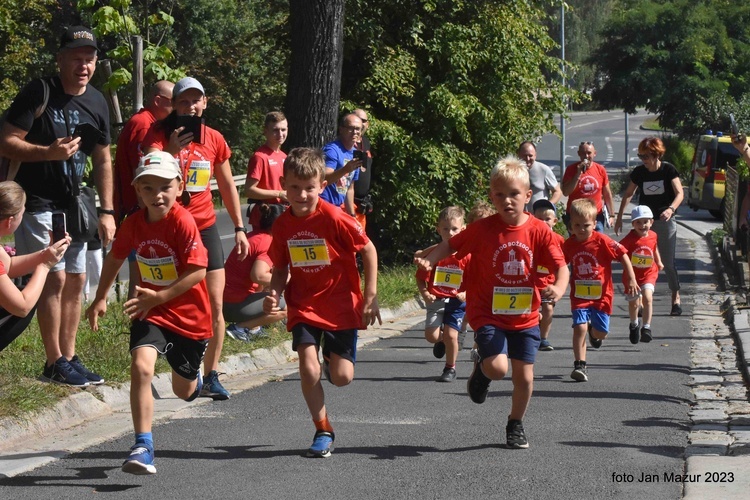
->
[[0, 25, 114, 387]]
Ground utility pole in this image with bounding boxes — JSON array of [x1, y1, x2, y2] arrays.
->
[[559, 3, 566, 178]]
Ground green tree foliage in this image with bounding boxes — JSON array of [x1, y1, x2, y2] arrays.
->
[[0, 0, 56, 109], [592, 0, 750, 138], [342, 0, 578, 261], [169, 0, 288, 171], [76, 0, 185, 92]]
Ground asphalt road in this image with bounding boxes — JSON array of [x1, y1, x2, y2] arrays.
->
[[0, 228, 699, 499]]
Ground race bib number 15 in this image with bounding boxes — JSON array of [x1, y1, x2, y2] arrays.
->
[[288, 239, 331, 267]]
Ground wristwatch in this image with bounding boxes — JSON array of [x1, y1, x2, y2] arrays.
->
[[234, 226, 246, 233], [97, 208, 115, 216]]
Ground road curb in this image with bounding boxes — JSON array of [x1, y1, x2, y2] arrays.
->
[[0, 300, 425, 465]]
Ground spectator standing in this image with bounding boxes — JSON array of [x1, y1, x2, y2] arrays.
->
[[352, 108, 374, 230], [517, 141, 562, 212], [0, 25, 115, 386], [244, 111, 288, 229], [143, 77, 249, 400], [320, 113, 365, 216], [113, 80, 174, 299], [614, 137, 684, 316], [561, 141, 615, 232]]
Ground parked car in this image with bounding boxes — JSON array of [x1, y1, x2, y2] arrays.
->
[[688, 133, 739, 219]]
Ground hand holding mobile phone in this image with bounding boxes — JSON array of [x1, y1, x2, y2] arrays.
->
[[52, 212, 66, 243], [73, 122, 103, 156]]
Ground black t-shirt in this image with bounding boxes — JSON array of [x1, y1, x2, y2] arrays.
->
[[629, 161, 679, 218], [5, 76, 111, 211], [353, 134, 373, 199]]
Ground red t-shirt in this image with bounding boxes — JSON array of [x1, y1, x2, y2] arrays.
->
[[534, 230, 565, 290], [142, 125, 232, 230], [223, 230, 273, 304], [449, 213, 566, 331], [619, 230, 659, 286], [247, 145, 286, 202], [563, 231, 628, 314], [563, 161, 610, 212], [111, 204, 212, 340], [0, 260, 7, 277], [415, 254, 470, 299], [269, 200, 370, 331], [113, 108, 156, 222]]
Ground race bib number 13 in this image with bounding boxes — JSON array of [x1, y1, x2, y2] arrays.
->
[[492, 287, 533, 315], [288, 239, 331, 267], [137, 255, 178, 286]]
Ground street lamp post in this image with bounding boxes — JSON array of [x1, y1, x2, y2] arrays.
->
[[559, 3, 566, 178]]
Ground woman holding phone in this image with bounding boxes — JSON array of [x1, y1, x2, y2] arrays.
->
[[0, 181, 70, 351]]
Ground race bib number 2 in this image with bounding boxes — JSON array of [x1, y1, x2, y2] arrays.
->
[[288, 239, 331, 267], [492, 287, 533, 315]]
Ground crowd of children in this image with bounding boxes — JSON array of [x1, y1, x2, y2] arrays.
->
[[9, 97, 664, 470]]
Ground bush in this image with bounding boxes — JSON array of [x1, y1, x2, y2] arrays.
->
[[661, 135, 694, 179]]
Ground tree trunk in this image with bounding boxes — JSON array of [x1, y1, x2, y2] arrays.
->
[[284, 0, 345, 150]]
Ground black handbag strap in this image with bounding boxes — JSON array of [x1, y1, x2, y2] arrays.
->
[[62, 109, 82, 198]]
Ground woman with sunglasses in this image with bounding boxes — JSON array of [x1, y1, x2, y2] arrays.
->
[[614, 137, 684, 316]]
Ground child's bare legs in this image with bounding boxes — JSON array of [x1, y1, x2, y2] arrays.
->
[[641, 289, 653, 326], [572, 323, 588, 362], [172, 369, 202, 401], [444, 326, 459, 367], [540, 302, 554, 343], [298, 343, 326, 421], [424, 325, 441, 344], [509, 359, 534, 421], [628, 298, 640, 324], [130, 347, 158, 434], [480, 353, 508, 380], [327, 353, 354, 387]]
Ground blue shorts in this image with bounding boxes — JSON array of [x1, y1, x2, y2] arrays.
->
[[291, 323, 358, 363], [572, 307, 610, 333], [425, 297, 465, 331], [15, 211, 86, 273], [474, 325, 541, 364]]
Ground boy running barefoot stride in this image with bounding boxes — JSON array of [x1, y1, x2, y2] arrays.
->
[[264, 147, 381, 458]]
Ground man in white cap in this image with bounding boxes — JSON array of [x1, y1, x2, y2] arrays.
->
[[0, 25, 114, 387], [143, 76, 249, 400]]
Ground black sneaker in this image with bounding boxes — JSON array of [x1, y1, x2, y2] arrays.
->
[[467, 359, 490, 404], [570, 360, 588, 382], [588, 323, 602, 349], [629, 322, 640, 345], [670, 303, 682, 316], [436, 367, 456, 383], [506, 419, 529, 449], [640, 327, 652, 343], [40, 356, 90, 387], [68, 355, 104, 385], [432, 341, 446, 359]]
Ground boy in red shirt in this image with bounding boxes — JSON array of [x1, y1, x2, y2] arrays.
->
[[563, 199, 639, 382], [87, 151, 212, 475], [415, 205, 469, 383], [619, 205, 663, 344], [415, 156, 569, 449], [532, 199, 566, 352], [263, 147, 381, 458]]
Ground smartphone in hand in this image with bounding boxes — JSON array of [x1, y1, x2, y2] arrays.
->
[[52, 212, 66, 243], [175, 115, 204, 144], [73, 122, 103, 156]]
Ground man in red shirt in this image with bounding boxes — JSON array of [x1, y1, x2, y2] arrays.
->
[[113, 81, 174, 298], [561, 141, 615, 232]]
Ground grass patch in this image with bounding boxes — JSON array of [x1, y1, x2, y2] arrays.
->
[[642, 117, 663, 131], [0, 265, 416, 419]]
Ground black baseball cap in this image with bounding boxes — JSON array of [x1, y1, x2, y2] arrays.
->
[[59, 26, 98, 51], [532, 199, 556, 214]]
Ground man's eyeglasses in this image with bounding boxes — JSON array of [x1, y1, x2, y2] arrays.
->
[[344, 126, 362, 132]]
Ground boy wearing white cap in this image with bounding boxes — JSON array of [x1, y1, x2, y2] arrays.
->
[[619, 205, 663, 344], [86, 151, 212, 475]]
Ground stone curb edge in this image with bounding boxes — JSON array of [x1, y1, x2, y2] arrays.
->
[[0, 299, 426, 455]]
